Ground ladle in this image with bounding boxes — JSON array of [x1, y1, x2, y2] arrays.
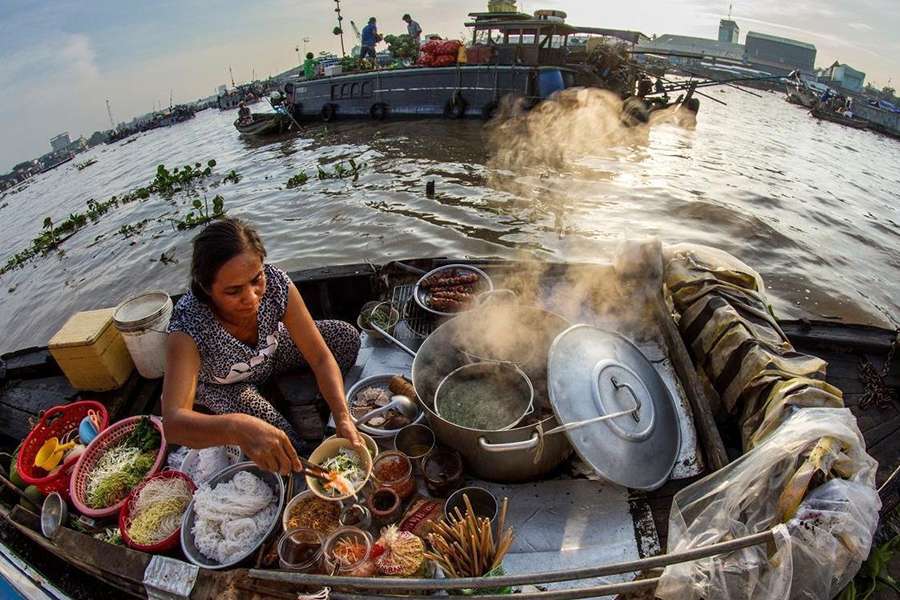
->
[[355, 395, 419, 426]]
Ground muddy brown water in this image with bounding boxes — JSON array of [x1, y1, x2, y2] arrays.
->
[[0, 86, 898, 355]]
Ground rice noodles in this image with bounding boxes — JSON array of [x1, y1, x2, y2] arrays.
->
[[191, 470, 278, 564], [125, 477, 193, 546]]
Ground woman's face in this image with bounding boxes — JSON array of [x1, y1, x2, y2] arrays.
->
[[209, 251, 266, 322]]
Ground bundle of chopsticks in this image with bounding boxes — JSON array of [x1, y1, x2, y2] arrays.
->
[[425, 494, 513, 578]]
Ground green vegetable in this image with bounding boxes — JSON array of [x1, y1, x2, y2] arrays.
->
[[86, 447, 157, 508], [125, 416, 161, 453], [839, 535, 900, 600], [23, 485, 43, 508], [93, 528, 122, 545], [8, 448, 25, 488]]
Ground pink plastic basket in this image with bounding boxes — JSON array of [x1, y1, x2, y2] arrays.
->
[[69, 415, 167, 518], [119, 470, 196, 553]]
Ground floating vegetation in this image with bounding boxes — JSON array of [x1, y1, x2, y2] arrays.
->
[[0, 160, 237, 276], [173, 195, 225, 230], [286, 171, 309, 189], [76, 158, 98, 171], [317, 159, 363, 181]]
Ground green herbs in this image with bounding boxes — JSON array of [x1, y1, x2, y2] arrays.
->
[[361, 304, 395, 330], [93, 527, 122, 545], [125, 416, 161, 452], [839, 534, 900, 600]]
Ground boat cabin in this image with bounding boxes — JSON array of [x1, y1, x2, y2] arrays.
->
[[464, 10, 648, 67]]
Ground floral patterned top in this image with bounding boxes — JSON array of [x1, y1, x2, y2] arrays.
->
[[167, 264, 291, 385]]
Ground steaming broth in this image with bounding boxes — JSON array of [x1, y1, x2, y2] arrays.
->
[[437, 367, 531, 430]]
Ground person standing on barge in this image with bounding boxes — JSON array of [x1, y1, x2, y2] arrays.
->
[[161, 218, 363, 474]]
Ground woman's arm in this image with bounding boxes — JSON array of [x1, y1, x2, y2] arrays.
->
[[282, 282, 363, 450], [161, 332, 301, 474]]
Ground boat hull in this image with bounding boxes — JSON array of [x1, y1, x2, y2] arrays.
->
[[810, 106, 869, 129], [233, 113, 291, 136], [284, 65, 575, 121]]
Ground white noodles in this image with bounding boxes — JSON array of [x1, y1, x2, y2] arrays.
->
[[190, 470, 278, 564]]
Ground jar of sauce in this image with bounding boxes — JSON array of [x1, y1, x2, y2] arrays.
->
[[367, 487, 402, 528], [371, 451, 416, 500], [277, 528, 324, 573]]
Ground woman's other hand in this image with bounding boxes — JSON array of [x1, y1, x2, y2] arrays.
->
[[335, 414, 366, 455], [235, 414, 302, 475]]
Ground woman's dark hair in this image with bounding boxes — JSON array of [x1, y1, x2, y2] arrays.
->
[[190, 217, 266, 303]]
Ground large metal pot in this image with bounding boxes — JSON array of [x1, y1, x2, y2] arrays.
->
[[411, 304, 573, 482]]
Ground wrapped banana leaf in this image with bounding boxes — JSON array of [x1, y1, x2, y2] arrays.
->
[[742, 377, 844, 450], [776, 436, 843, 521]]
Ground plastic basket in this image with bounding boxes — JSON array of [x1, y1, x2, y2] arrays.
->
[[69, 415, 167, 518], [16, 401, 109, 498], [119, 470, 196, 553]]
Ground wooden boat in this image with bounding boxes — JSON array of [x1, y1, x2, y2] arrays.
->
[[810, 105, 869, 129], [232, 112, 292, 136], [1, 254, 897, 599]]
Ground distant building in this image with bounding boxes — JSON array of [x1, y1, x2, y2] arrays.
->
[[744, 31, 816, 75], [819, 61, 865, 92], [50, 132, 71, 154], [636, 34, 744, 65], [718, 19, 739, 43]]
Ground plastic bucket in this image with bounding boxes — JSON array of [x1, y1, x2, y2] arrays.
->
[[113, 290, 173, 379]]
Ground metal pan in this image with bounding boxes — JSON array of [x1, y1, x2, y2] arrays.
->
[[413, 264, 493, 317]]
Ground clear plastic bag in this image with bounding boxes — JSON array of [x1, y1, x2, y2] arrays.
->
[[657, 408, 880, 600]]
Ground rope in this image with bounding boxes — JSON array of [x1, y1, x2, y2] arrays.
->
[[859, 330, 899, 410]]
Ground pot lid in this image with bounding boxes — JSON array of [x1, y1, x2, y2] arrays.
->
[[547, 324, 680, 490]]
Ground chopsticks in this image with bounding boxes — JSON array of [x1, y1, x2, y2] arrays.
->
[[425, 494, 514, 578], [299, 456, 332, 482]]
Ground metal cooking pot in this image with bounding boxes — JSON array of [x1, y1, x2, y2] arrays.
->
[[411, 304, 573, 483]]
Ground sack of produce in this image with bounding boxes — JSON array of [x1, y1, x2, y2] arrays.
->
[[421, 40, 442, 54], [434, 55, 456, 67], [398, 496, 443, 539], [437, 40, 462, 56], [417, 53, 435, 66]]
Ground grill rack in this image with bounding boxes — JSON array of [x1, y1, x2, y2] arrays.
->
[[389, 283, 439, 349]]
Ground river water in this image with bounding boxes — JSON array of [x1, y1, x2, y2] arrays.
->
[[1, 86, 898, 354]]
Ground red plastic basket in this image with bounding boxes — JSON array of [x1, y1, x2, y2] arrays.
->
[[69, 415, 167, 518], [119, 470, 196, 553], [16, 401, 109, 498]]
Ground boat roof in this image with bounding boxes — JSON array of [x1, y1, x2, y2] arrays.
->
[[464, 15, 648, 45]]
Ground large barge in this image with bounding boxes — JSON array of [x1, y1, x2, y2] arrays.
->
[[284, 10, 644, 122]]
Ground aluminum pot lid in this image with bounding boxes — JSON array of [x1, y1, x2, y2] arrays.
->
[[547, 324, 681, 490]]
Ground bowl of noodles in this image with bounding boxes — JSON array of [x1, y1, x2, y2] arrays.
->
[[306, 438, 372, 502], [119, 470, 196, 552], [180, 462, 285, 569]]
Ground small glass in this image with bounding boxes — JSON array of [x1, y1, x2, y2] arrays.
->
[[371, 451, 416, 500], [277, 528, 324, 573], [393, 424, 436, 472], [322, 527, 374, 576], [339, 503, 372, 531], [423, 447, 464, 497]]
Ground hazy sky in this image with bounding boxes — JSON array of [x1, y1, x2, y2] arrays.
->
[[1, 0, 897, 171]]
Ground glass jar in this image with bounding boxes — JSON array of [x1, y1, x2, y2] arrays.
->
[[423, 447, 464, 497], [322, 527, 376, 576], [371, 451, 416, 500], [277, 528, 324, 573]]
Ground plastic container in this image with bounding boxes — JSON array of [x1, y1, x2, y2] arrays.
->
[[277, 528, 324, 572], [17, 401, 109, 499], [119, 470, 196, 552], [423, 448, 464, 497], [393, 424, 435, 471], [69, 416, 167, 518], [113, 290, 173, 379], [48, 308, 134, 391], [371, 451, 416, 501]]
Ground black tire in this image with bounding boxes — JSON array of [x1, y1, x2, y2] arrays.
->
[[481, 101, 498, 121], [370, 102, 388, 120], [321, 103, 337, 122], [443, 93, 467, 119], [684, 98, 700, 113]]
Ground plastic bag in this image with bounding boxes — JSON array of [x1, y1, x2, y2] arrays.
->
[[657, 408, 879, 600]]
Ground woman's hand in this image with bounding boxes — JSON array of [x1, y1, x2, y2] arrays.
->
[[234, 414, 302, 475], [335, 414, 366, 454]]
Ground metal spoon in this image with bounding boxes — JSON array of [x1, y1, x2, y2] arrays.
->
[[355, 395, 419, 426]]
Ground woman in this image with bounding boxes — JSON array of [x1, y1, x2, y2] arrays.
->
[[161, 218, 363, 475]]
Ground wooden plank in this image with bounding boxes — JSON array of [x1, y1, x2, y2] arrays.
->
[[781, 319, 898, 353], [0, 348, 59, 379], [0, 402, 36, 443], [0, 376, 77, 415]]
